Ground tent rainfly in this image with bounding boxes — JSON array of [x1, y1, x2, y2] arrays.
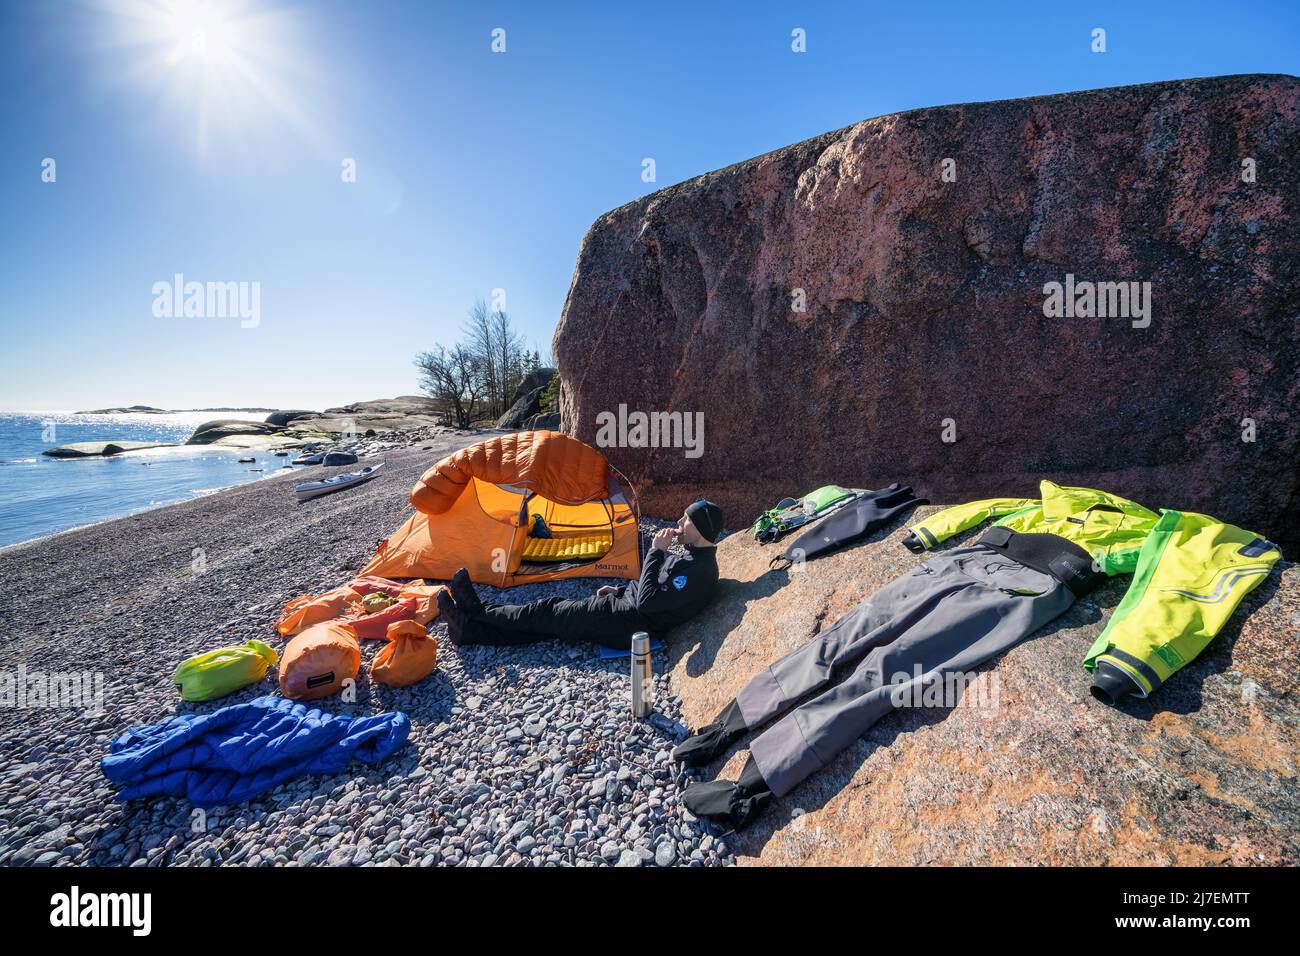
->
[[362, 431, 642, 587]]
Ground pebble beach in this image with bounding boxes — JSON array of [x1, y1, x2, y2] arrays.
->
[[0, 430, 735, 867]]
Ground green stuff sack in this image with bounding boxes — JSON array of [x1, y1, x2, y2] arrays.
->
[[174, 639, 279, 702]]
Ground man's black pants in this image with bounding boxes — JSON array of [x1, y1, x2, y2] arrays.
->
[[466, 593, 652, 650]]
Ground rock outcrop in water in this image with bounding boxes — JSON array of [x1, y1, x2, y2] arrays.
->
[[43, 441, 175, 458], [554, 74, 1300, 548]]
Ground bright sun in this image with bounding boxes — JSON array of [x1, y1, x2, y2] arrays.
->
[[97, 0, 325, 159], [166, 2, 238, 65]]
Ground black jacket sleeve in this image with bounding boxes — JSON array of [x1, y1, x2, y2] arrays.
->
[[630, 547, 669, 608]]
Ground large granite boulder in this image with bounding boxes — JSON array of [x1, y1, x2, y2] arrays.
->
[[554, 74, 1300, 549], [525, 411, 561, 431], [511, 367, 555, 405], [498, 370, 558, 428], [667, 508, 1299, 865], [264, 409, 319, 428], [186, 419, 281, 445], [497, 386, 546, 429]]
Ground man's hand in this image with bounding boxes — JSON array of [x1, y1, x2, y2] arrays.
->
[[595, 585, 617, 597], [652, 528, 677, 551]]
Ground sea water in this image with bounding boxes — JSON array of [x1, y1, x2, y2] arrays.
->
[[0, 412, 302, 548]]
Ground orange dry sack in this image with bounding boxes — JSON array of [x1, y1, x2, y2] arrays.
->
[[276, 586, 360, 637], [370, 620, 438, 688], [278, 620, 361, 700]]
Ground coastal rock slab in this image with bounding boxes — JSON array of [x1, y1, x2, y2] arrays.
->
[[666, 511, 1300, 865], [554, 74, 1300, 549], [264, 409, 319, 428], [187, 419, 281, 445], [282, 397, 448, 437], [322, 396, 439, 417], [212, 434, 306, 451], [43, 441, 174, 458]]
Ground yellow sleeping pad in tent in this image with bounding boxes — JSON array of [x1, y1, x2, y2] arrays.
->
[[521, 532, 614, 563]]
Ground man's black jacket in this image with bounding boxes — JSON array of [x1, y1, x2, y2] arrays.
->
[[608, 544, 719, 631]]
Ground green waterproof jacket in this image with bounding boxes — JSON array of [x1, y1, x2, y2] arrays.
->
[[904, 481, 1281, 704]]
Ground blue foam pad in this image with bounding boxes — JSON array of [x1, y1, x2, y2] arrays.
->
[[598, 639, 663, 660]]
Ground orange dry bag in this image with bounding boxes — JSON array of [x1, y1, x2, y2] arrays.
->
[[278, 620, 361, 700], [371, 620, 438, 688]]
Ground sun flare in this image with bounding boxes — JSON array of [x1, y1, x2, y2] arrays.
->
[[95, 0, 326, 159], [165, 1, 239, 65]]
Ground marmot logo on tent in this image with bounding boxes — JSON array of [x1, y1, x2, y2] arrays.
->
[[593, 404, 704, 459], [49, 886, 152, 936]]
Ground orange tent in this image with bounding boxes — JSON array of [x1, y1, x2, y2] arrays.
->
[[361, 431, 642, 587]]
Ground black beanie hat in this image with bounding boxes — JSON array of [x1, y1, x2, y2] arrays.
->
[[685, 499, 724, 543]]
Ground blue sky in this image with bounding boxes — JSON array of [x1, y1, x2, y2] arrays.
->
[[1, 0, 1296, 411]]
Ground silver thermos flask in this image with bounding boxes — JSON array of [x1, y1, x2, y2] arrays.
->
[[631, 632, 653, 718]]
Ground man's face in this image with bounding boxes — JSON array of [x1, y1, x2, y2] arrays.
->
[[677, 513, 702, 546]]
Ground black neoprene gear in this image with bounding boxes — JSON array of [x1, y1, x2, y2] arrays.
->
[[777, 484, 926, 567], [681, 755, 773, 831], [901, 530, 927, 554], [1090, 659, 1143, 705], [450, 567, 484, 616], [671, 699, 746, 766], [436, 590, 469, 646]]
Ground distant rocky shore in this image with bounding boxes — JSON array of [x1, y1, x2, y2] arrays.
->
[[73, 405, 278, 415], [53, 376, 564, 460], [46, 396, 469, 459]]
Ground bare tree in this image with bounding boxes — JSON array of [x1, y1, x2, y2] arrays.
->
[[464, 300, 500, 419], [492, 307, 526, 414], [414, 344, 483, 429], [418, 301, 533, 425], [463, 300, 528, 418]]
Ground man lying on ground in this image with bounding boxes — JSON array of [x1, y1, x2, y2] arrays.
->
[[437, 500, 723, 650]]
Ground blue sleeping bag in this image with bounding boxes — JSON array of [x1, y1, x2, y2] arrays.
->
[[101, 695, 410, 806]]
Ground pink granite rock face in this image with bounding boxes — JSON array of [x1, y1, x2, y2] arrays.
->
[[666, 517, 1299, 866], [554, 75, 1300, 547]]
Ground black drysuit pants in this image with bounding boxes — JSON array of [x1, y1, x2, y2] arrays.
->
[[464, 593, 652, 650]]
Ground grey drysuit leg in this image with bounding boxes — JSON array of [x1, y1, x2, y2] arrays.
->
[[735, 544, 1077, 798]]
